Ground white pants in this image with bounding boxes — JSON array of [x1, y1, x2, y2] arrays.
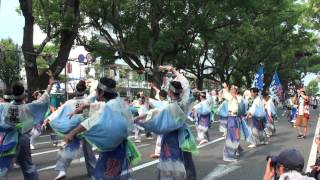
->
[[154, 135, 162, 155], [30, 127, 42, 146]]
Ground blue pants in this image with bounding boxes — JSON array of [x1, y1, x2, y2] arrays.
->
[[55, 140, 96, 176], [16, 134, 39, 180]]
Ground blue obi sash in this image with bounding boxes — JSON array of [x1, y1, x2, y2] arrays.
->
[[252, 116, 266, 131], [0, 130, 18, 178], [0, 129, 18, 156], [197, 113, 211, 128], [158, 130, 186, 178], [93, 141, 129, 180]]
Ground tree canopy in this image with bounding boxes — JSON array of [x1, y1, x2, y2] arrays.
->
[[16, 0, 320, 94]]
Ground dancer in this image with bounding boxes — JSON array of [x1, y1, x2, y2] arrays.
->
[[64, 77, 140, 179], [192, 91, 212, 145], [221, 83, 248, 162], [148, 85, 169, 159], [289, 94, 298, 126], [216, 90, 228, 137], [135, 66, 197, 180], [29, 90, 51, 150], [247, 88, 267, 148], [263, 92, 277, 137], [42, 80, 97, 180], [0, 76, 53, 180]]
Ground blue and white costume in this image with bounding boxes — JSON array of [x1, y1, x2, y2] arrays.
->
[[0, 92, 50, 180], [248, 96, 267, 145], [264, 97, 277, 136], [149, 98, 169, 157], [193, 93, 212, 143], [80, 97, 139, 179], [47, 94, 96, 177], [216, 100, 228, 136], [222, 91, 250, 162], [137, 73, 197, 180]]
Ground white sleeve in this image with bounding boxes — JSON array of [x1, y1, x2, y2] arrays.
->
[[248, 99, 257, 115], [222, 90, 232, 101], [34, 91, 50, 104], [81, 102, 105, 130], [174, 73, 191, 110]]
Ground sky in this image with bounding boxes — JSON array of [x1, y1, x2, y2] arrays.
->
[[0, 0, 319, 87], [0, 0, 87, 80]]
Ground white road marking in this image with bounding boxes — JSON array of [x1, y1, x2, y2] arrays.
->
[[37, 144, 151, 172], [306, 114, 320, 173], [197, 137, 225, 149], [203, 164, 240, 180], [35, 141, 51, 145], [32, 149, 59, 157], [39, 135, 51, 138], [37, 136, 224, 174]]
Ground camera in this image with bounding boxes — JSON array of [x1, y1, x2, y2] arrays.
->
[[266, 155, 277, 167]]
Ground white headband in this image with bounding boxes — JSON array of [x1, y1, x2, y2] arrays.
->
[[13, 93, 25, 100], [3, 95, 11, 100], [97, 82, 116, 94], [169, 83, 183, 94]]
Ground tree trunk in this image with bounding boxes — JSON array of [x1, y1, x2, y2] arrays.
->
[[19, 0, 40, 100], [36, 0, 80, 91], [196, 75, 203, 90]]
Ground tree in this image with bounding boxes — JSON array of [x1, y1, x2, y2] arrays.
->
[[306, 79, 319, 96], [79, 0, 206, 86], [19, 0, 80, 99], [0, 39, 21, 88]]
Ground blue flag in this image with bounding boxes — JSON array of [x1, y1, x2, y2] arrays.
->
[[269, 72, 284, 102], [251, 64, 264, 91]]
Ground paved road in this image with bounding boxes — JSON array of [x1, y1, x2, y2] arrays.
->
[[10, 108, 319, 180]]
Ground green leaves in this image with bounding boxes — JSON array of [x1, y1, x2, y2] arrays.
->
[[306, 79, 319, 96], [0, 39, 21, 88]]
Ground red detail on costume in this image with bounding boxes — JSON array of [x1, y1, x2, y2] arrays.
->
[[163, 143, 171, 158], [105, 159, 120, 177], [0, 133, 4, 144], [235, 128, 240, 140]]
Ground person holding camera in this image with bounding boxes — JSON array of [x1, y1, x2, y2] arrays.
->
[[263, 148, 315, 180]]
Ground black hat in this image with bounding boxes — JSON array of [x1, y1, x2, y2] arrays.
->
[[271, 149, 304, 171]]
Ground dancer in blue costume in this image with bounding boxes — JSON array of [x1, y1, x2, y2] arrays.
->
[[148, 84, 169, 159], [221, 83, 249, 162], [216, 89, 229, 138], [64, 77, 140, 180], [192, 91, 212, 146], [30, 90, 52, 150], [0, 76, 53, 180], [263, 93, 277, 137], [134, 66, 197, 180], [247, 88, 267, 148], [42, 80, 97, 180]]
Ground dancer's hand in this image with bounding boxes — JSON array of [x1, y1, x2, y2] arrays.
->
[[41, 119, 49, 129], [67, 111, 75, 119], [64, 133, 74, 143]]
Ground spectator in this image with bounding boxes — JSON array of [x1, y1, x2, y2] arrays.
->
[[296, 88, 310, 139], [308, 136, 320, 179], [263, 148, 315, 180]]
